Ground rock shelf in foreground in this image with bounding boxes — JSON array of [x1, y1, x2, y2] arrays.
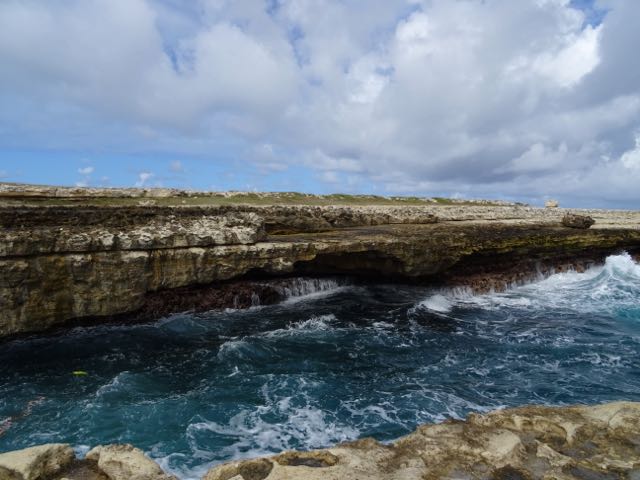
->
[[1, 402, 638, 479], [204, 401, 640, 480]]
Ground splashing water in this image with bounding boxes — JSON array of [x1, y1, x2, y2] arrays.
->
[[1, 254, 639, 479]]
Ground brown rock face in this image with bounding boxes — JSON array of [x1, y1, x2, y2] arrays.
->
[[562, 213, 596, 229], [203, 401, 640, 480], [1, 196, 640, 338]]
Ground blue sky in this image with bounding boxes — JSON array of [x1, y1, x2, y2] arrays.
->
[[1, 0, 640, 208]]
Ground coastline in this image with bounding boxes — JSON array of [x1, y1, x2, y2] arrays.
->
[[1, 401, 638, 480], [2, 184, 640, 339]]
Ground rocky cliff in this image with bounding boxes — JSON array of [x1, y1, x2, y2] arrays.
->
[[1, 185, 640, 338]]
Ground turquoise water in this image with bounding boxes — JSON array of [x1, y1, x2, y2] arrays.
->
[[1, 253, 639, 479]]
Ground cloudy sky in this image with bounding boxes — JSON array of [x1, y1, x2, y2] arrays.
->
[[0, 0, 639, 207]]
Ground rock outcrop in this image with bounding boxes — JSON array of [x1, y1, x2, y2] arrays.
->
[[85, 445, 177, 480], [203, 401, 640, 480], [0, 443, 176, 480], [562, 213, 596, 229], [0, 444, 75, 480], [1, 402, 638, 479], [1, 185, 640, 338]]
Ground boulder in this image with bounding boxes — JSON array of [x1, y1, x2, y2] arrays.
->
[[0, 443, 75, 480], [85, 445, 176, 480], [562, 213, 595, 229]]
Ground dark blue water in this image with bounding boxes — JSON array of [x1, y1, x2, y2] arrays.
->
[[1, 254, 639, 479]]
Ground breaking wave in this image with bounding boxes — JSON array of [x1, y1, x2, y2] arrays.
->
[[414, 252, 640, 315], [1, 255, 639, 479]]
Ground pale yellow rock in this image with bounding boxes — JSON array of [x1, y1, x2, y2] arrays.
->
[[85, 444, 176, 480], [0, 443, 74, 480], [202, 402, 640, 480]]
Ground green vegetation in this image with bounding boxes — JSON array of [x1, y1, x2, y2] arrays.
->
[[0, 184, 511, 207]]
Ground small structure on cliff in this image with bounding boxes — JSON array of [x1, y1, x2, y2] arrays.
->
[[545, 199, 559, 208]]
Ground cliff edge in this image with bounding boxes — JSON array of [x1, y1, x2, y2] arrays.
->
[[1, 184, 639, 338]]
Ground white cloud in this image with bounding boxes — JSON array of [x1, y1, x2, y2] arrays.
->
[[620, 133, 640, 170], [135, 171, 154, 187], [0, 0, 639, 205], [78, 166, 94, 175]]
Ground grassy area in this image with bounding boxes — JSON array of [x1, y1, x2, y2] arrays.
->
[[0, 184, 511, 207]]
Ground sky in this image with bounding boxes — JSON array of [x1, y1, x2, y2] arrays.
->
[[0, 0, 639, 208]]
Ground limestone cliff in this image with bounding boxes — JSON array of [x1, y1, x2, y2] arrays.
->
[[1, 185, 640, 338]]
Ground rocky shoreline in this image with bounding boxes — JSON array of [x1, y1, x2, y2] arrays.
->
[[1, 401, 638, 480], [2, 184, 640, 338]]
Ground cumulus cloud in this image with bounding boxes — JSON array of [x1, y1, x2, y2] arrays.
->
[[76, 164, 94, 186], [135, 171, 154, 187], [0, 0, 639, 206]]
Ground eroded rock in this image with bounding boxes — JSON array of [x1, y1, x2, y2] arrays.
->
[[85, 444, 177, 480], [202, 402, 640, 480], [1, 197, 640, 338], [562, 213, 596, 229], [0, 443, 74, 480]]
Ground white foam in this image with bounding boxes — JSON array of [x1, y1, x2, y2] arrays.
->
[[95, 371, 130, 397], [414, 253, 640, 316], [276, 278, 353, 304], [414, 294, 453, 313], [216, 339, 251, 361], [288, 314, 337, 331], [181, 376, 360, 478]]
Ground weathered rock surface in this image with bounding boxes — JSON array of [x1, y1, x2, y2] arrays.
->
[[0, 443, 177, 480], [85, 445, 177, 480], [203, 401, 640, 480], [0, 443, 74, 480], [2, 402, 638, 479], [562, 213, 596, 229], [1, 209, 265, 256], [1, 185, 640, 338]]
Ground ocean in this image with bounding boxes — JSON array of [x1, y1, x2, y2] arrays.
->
[[1, 253, 639, 479]]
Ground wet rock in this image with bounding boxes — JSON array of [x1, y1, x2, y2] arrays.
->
[[0, 443, 74, 480], [202, 402, 640, 480], [85, 444, 176, 480], [562, 213, 596, 229]]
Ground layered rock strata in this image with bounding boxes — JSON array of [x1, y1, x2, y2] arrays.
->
[[1, 196, 640, 338]]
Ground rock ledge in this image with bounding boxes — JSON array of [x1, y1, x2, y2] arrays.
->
[[203, 401, 640, 480]]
